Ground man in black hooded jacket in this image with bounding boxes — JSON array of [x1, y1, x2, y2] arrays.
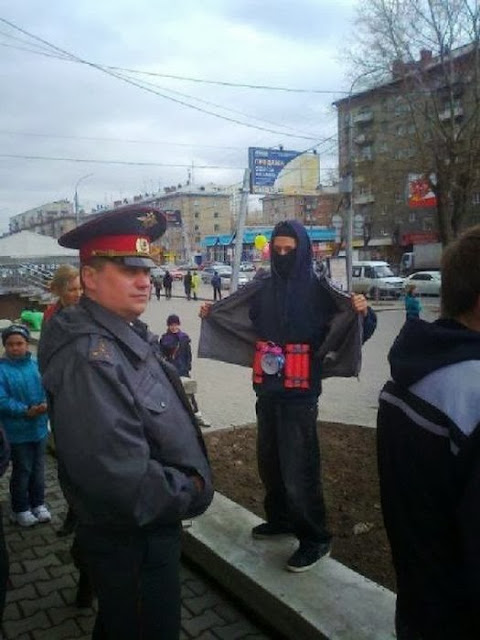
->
[[377, 224, 480, 639], [201, 219, 376, 572]]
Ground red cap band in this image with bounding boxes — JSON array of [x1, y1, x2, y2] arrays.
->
[[80, 234, 151, 262]]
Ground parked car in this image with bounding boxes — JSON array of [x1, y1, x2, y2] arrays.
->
[[220, 272, 249, 290], [239, 262, 256, 273], [201, 265, 231, 284], [352, 261, 404, 299], [403, 271, 441, 296], [165, 265, 191, 281], [150, 266, 165, 279]]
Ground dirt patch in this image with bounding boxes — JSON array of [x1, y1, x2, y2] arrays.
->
[[203, 422, 396, 592]]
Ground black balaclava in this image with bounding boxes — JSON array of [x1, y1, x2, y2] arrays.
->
[[271, 221, 298, 279]]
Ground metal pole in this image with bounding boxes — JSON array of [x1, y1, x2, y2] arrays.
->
[[74, 173, 93, 227], [230, 169, 250, 293]]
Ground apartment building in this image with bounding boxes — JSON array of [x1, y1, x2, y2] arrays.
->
[[334, 45, 480, 261], [261, 188, 340, 227], [9, 200, 76, 239]]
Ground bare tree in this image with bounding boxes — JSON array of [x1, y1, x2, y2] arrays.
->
[[349, 0, 480, 244]]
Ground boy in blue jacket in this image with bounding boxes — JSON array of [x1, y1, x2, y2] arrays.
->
[[0, 325, 50, 527]]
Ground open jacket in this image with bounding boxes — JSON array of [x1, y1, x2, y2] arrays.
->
[[198, 268, 375, 390], [38, 296, 213, 530]]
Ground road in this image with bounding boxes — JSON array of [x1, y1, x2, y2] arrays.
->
[[142, 283, 441, 430]]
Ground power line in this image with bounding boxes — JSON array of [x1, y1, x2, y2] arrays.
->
[[0, 35, 348, 95], [0, 153, 244, 169], [0, 18, 324, 141], [0, 130, 244, 150]]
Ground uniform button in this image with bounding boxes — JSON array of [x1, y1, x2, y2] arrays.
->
[[160, 402, 166, 408]]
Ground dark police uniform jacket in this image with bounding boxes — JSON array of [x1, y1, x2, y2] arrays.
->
[[38, 296, 213, 530]]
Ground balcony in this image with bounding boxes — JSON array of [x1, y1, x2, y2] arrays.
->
[[354, 193, 375, 205], [354, 133, 372, 145], [439, 105, 463, 121], [353, 110, 373, 124]]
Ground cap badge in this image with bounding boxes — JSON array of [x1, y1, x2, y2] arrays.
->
[[137, 211, 158, 228], [136, 237, 150, 254]]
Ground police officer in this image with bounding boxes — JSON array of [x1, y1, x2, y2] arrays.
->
[[38, 205, 213, 640]]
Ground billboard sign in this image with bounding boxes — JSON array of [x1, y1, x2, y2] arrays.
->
[[248, 147, 319, 194], [408, 174, 437, 209]]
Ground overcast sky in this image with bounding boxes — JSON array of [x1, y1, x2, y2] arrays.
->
[[0, 0, 358, 232]]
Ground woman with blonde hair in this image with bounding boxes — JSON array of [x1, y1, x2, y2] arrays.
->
[[41, 264, 92, 606], [43, 265, 81, 323]]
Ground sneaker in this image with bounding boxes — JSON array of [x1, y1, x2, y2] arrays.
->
[[10, 510, 38, 527], [32, 505, 52, 523], [286, 541, 331, 573], [251, 522, 294, 539]]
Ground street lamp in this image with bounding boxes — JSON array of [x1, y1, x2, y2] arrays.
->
[[74, 174, 93, 226]]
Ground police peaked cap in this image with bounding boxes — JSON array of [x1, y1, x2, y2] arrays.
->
[[59, 204, 167, 268]]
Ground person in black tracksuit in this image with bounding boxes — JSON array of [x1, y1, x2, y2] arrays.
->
[[248, 220, 376, 572], [377, 224, 480, 639]]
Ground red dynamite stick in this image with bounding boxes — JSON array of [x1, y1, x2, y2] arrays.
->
[[284, 344, 294, 388], [300, 346, 310, 389]]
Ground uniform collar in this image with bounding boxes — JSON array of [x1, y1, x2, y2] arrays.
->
[[80, 296, 152, 361]]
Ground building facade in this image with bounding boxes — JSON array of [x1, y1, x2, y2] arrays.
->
[[261, 188, 340, 227], [9, 200, 77, 239], [334, 45, 480, 262]]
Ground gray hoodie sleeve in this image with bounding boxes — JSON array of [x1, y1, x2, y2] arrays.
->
[[49, 347, 211, 528]]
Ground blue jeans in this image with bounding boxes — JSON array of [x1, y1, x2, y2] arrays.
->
[[9, 438, 46, 513]]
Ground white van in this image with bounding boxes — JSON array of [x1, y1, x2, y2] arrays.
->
[[352, 261, 404, 299]]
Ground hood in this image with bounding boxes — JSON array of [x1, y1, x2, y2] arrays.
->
[[270, 219, 314, 282], [389, 318, 480, 387]]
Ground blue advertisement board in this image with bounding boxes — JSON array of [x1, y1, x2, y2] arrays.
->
[[248, 147, 300, 194]]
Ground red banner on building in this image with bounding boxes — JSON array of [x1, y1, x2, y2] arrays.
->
[[408, 174, 437, 208]]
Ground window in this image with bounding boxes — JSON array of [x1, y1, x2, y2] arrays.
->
[[213, 223, 220, 232], [213, 212, 219, 218], [409, 212, 416, 222], [395, 192, 403, 204], [352, 266, 362, 278], [194, 212, 199, 218], [194, 224, 199, 231], [472, 192, 480, 205]]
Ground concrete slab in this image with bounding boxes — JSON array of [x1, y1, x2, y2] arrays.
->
[[183, 492, 396, 640]]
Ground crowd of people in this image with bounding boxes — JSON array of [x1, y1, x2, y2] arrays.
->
[[0, 204, 477, 640]]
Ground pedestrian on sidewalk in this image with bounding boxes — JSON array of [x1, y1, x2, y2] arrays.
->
[[199, 220, 376, 573], [211, 271, 222, 301], [404, 283, 422, 320], [160, 314, 210, 428], [39, 205, 213, 640], [183, 270, 192, 300], [41, 264, 94, 608], [191, 270, 201, 301], [154, 275, 163, 301], [377, 225, 480, 640], [0, 325, 51, 528], [163, 270, 173, 299], [43, 264, 82, 323]]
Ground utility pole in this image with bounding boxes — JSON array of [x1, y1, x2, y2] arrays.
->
[[74, 173, 93, 227], [230, 169, 250, 293]]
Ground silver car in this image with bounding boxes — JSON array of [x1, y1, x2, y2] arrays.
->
[[404, 271, 441, 296]]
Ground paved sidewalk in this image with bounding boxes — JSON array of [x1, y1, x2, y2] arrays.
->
[[1, 453, 273, 640]]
